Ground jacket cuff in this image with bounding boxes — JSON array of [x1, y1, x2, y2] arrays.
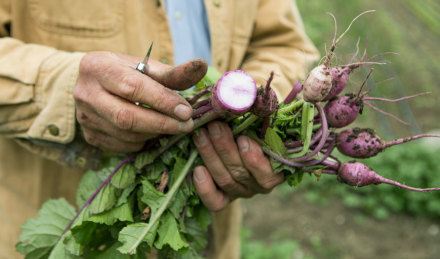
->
[[27, 51, 85, 144]]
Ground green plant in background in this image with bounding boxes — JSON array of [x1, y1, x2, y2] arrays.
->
[[241, 228, 313, 259]]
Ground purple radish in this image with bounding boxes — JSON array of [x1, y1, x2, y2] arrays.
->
[[323, 68, 428, 128], [336, 127, 440, 158], [324, 93, 363, 128], [338, 161, 440, 192], [251, 71, 279, 117], [210, 70, 257, 117]]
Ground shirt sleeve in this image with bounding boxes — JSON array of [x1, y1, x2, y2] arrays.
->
[[240, 0, 320, 99], [0, 37, 89, 163]]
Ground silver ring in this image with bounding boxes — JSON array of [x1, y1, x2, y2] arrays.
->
[[136, 62, 146, 74]]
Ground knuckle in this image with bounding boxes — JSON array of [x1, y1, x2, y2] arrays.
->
[[154, 117, 174, 134], [150, 87, 171, 111], [120, 75, 144, 101], [260, 176, 282, 191], [79, 52, 102, 75], [229, 166, 248, 182], [114, 108, 135, 130], [83, 131, 99, 146], [76, 111, 89, 125], [215, 177, 235, 190]]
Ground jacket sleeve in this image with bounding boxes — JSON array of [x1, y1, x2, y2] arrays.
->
[[240, 0, 320, 99], [0, 37, 88, 163]]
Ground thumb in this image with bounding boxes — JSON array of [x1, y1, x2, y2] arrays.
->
[[147, 58, 208, 91]]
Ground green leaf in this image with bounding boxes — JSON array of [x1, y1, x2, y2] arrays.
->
[[193, 205, 212, 230], [117, 222, 159, 253], [16, 199, 76, 255], [264, 127, 287, 156], [48, 232, 78, 259], [111, 163, 137, 189], [154, 212, 188, 251], [76, 170, 102, 208], [90, 241, 148, 259], [195, 66, 222, 91], [89, 183, 118, 214], [88, 201, 134, 225], [139, 179, 166, 213], [144, 160, 167, 182], [134, 150, 158, 169]]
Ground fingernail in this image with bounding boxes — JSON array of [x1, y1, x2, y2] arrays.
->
[[238, 137, 250, 153], [209, 123, 223, 139], [174, 104, 192, 121], [178, 119, 194, 133], [194, 167, 206, 182], [193, 129, 208, 147]]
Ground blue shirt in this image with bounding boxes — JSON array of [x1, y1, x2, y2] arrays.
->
[[164, 0, 212, 66]]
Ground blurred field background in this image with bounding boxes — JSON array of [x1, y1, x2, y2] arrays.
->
[[241, 1, 440, 258]]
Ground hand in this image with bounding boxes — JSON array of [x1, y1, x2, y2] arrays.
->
[[73, 52, 207, 152], [192, 121, 284, 211]]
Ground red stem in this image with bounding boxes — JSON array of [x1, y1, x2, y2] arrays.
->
[[60, 154, 136, 237]]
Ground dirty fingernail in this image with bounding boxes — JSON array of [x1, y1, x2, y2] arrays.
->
[[194, 167, 207, 182], [174, 104, 192, 120], [178, 119, 194, 132], [238, 137, 250, 153], [193, 129, 208, 147], [210, 123, 223, 139]]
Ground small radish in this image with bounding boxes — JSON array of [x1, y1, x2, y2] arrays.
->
[[336, 127, 440, 158], [251, 71, 278, 117], [210, 70, 257, 117], [324, 68, 429, 128], [338, 161, 440, 192]]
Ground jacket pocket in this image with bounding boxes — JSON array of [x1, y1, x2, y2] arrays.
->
[[27, 0, 124, 37]]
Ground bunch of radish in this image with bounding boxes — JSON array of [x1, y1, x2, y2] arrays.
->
[[17, 11, 440, 258]]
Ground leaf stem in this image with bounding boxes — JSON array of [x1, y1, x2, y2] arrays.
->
[[232, 114, 259, 135], [127, 149, 199, 253], [290, 103, 315, 158]]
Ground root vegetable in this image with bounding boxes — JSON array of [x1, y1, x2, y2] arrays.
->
[[338, 161, 440, 192], [336, 127, 440, 158]]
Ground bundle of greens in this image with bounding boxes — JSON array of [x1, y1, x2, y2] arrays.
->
[[16, 12, 440, 258]]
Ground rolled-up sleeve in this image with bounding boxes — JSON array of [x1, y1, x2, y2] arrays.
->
[[0, 37, 85, 159]]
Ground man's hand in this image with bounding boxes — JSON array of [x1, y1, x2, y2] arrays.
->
[[192, 121, 284, 211], [74, 52, 207, 152]]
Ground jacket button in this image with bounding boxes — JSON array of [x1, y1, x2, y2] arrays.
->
[[76, 156, 87, 168], [48, 124, 60, 136], [160, 57, 169, 64], [213, 0, 221, 7]]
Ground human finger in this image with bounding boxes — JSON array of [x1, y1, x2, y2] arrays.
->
[[193, 166, 230, 212], [193, 128, 252, 198], [80, 126, 144, 153], [237, 136, 284, 192], [206, 122, 258, 189], [76, 104, 153, 143], [76, 84, 194, 135]]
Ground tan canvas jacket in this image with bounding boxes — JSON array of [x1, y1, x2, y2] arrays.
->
[[0, 0, 318, 258]]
